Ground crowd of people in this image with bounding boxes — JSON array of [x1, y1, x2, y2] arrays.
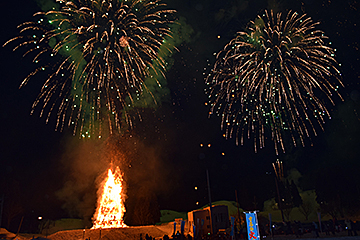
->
[[140, 232, 194, 240], [263, 218, 359, 238], [138, 218, 360, 240]]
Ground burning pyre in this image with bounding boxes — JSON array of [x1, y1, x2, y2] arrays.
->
[[92, 166, 127, 229]]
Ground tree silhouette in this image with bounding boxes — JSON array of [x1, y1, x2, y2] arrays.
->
[[275, 180, 302, 221], [125, 186, 160, 225]]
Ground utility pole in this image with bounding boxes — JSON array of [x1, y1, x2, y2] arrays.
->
[[206, 169, 213, 235], [235, 190, 242, 233], [0, 194, 4, 227], [274, 176, 285, 222]]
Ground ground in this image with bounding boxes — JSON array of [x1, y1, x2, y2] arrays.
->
[[13, 228, 360, 240], [15, 223, 175, 240]]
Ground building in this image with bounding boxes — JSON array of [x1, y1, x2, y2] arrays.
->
[[187, 205, 230, 238]]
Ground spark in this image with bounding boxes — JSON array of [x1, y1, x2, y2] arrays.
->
[[205, 10, 343, 154], [4, 0, 175, 137]]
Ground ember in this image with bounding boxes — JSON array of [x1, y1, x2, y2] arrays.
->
[[92, 166, 127, 229]]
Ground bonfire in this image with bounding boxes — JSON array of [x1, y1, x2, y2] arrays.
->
[[92, 166, 127, 229]]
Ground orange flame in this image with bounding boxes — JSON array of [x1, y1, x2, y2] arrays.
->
[[92, 166, 127, 229]]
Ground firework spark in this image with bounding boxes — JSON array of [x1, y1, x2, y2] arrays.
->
[[4, 0, 175, 138], [205, 10, 343, 154]]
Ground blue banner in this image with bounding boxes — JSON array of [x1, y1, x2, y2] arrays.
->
[[245, 212, 260, 240], [269, 213, 272, 236], [230, 216, 235, 237], [181, 220, 185, 234]]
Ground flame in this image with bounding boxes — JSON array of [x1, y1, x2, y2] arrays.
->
[[92, 166, 127, 229]]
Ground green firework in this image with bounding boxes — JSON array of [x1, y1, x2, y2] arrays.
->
[[5, 0, 177, 138]]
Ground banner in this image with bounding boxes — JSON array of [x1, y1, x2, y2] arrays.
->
[[230, 216, 235, 237], [268, 213, 272, 236], [245, 212, 260, 240], [317, 212, 322, 233], [181, 220, 185, 234]]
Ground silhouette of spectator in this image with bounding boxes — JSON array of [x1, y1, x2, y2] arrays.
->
[[312, 222, 319, 238], [323, 221, 330, 236], [352, 220, 358, 236], [327, 220, 335, 235], [334, 218, 340, 232], [145, 233, 152, 240], [294, 221, 303, 237], [345, 219, 353, 236]]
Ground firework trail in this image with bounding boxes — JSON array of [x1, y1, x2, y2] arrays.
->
[[205, 10, 343, 154], [4, 0, 175, 138]]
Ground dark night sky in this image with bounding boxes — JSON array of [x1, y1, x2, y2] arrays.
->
[[1, 0, 360, 230]]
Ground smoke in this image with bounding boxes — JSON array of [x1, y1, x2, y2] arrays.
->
[[55, 134, 172, 225], [128, 17, 194, 110], [286, 168, 302, 186], [106, 134, 173, 198], [215, 0, 249, 24], [114, 135, 174, 225], [35, 0, 60, 11], [267, 0, 283, 13], [55, 137, 109, 224]]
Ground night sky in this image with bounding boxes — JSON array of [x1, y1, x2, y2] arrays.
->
[[1, 0, 360, 232]]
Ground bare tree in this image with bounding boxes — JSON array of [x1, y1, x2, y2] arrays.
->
[[298, 200, 313, 221]]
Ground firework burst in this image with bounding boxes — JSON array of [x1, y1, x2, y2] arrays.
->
[[205, 10, 343, 154], [4, 0, 175, 138]]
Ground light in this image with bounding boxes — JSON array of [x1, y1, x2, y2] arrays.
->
[[38, 216, 42, 220], [194, 186, 198, 190], [92, 167, 127, 229]]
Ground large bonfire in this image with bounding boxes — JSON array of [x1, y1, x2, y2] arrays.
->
[[92, 166, 127, 229]]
